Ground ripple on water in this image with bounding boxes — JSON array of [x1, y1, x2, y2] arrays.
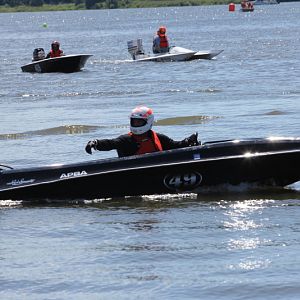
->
[[0, 115, 218, 140]]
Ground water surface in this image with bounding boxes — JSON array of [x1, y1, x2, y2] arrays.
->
[[0, 3, 300, 299]]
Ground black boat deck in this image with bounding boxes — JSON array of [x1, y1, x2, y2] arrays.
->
[[1, 137, 300, 200], [21, 54, 93, 73]]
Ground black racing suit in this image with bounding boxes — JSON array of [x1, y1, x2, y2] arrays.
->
[[91, 131, 198, 157]]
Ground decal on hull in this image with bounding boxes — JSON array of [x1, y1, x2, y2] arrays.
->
[[6, 178, 35, 186], [60, 171, 88, 179], [164, 172, 202, 191]]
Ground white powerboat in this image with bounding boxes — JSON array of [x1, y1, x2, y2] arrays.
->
[[127, 39, 223, 62]]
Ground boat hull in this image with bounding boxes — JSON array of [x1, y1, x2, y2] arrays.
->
[[21, 54, 92, 73], [0, 138, 299, 200], [131, 47, 223, 62], [132, 52, 196, 62], [241, 7, 255, 11], [189, 50, 224, 60]]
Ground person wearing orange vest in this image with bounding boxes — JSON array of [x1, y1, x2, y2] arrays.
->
[[85, 106, 199, 157], [152, 26, 170, 54], [46, 41, 64, 59]]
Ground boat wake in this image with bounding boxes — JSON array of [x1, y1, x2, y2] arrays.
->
[[0, 115, 217, 140], [0, 125, 100, 140], [264, 110, 287, 116], [1, 184, 299, 208], [20, 89, 139, 100], [155, 115, 219, 126], [166, 88, 222, 94], [91, 58, 128, 65]]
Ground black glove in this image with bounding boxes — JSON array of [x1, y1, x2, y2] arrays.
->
[[186, 132, 199, 146], [85, 140, 98, 154]]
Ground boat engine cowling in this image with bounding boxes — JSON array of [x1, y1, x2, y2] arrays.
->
[[127, 39, 145, 60], [32, 48, 45, 61]]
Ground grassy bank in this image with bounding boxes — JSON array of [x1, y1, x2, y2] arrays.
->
[[0, 4, 79, 13], [0, 0, 236, 13], [125, 0, 231, 8]]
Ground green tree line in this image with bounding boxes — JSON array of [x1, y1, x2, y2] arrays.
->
[[1, 0, 132, 9], [0, 0, 231, 9], [0, 0, 295, 10]]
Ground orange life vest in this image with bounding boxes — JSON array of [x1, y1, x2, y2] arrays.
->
[[129, 131, 163, 155], [159, 35, 169, 49], [50, 49, 63, 58]]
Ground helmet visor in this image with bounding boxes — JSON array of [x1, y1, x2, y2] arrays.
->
[[130, 118, 147, 127], [52, 43, 59, 50]]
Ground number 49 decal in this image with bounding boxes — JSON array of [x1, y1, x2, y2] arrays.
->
[[163, 172, 202, 191]]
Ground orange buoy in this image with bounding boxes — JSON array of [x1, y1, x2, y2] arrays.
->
[[229, 3, 235, 11]]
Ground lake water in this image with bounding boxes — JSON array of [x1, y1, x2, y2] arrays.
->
[[0, 3, 300, 299]]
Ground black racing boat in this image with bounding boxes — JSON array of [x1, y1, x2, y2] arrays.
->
[[21, 54, 93, 73], [0, 137, 299, 201]]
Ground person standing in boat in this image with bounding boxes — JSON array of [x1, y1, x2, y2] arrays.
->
[[46, 41, 64, 59], [85, 106, 199, 157], [152, 26, 170, 54]]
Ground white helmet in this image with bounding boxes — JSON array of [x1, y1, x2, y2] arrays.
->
[[130, 106, 154, 135]]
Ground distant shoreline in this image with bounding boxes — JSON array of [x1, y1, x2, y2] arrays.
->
[[0, 1, 236, 13], [0, 0, 291, 13]]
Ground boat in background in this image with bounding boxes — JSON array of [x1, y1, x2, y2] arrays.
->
[[127, 39, 223, 62], [21, 53, 93, 73], [241, 0, 255, 11], [0, 137, 299, 201]]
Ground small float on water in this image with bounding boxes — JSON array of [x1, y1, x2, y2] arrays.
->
[[0, 137, 299, 201], [127, 39, 223, 62], [21, 48, 92, 73]]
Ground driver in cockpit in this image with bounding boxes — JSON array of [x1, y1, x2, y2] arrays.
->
[[152, 26, 170, 54]]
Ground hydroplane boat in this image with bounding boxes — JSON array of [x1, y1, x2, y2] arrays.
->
[[21, 52, 92, 73], [127, 39, 223, 62], [0, 137, 299, 201]]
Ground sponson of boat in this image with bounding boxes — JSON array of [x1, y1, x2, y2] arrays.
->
[[0, 137, 299, 201], [127, 39, 223, 62], [21, 48, 92, 73]]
